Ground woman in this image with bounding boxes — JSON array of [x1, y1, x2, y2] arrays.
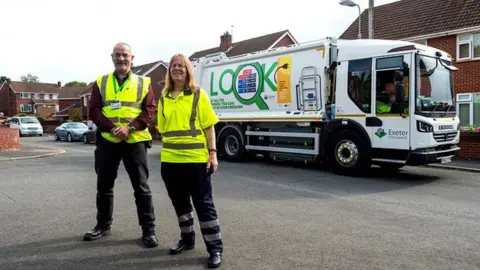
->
[[157, 53, 223, 269]]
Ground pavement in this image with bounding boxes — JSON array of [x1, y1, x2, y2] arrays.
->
[[1, 135, 480, 269], [0, 143, 66, 161]]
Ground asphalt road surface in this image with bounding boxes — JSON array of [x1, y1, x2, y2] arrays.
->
[[1, 136, 479, 270]]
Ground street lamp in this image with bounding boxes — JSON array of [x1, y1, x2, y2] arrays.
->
[[339, 0, 362, 39]]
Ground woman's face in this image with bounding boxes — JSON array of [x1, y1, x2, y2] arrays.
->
[[170, 56, 187, 84]]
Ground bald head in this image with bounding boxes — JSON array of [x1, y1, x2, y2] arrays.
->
[[111, 42, 134, 75], [112, 42, 132, 54]]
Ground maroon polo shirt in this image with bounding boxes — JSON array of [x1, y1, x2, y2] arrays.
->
[[88, 71, 157, 132]]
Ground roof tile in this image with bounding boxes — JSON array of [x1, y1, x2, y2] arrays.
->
[[340, 0, 480, 40], [10, 81, 61, 94]]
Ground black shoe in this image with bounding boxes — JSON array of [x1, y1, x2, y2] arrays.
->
[[142, 233, 158, 248], [83, 227, 111, 241], [208, 252, 222, 268], [169, 239, 195, 255]]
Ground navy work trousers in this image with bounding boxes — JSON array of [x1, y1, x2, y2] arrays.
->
[[161, 162, 223, 254]]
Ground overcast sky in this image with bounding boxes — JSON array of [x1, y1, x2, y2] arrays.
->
[[0, 0, 399, 84]]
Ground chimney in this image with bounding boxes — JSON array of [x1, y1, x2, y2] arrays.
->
[[57, 81, 62, 87], [220, 31, 232, 51]]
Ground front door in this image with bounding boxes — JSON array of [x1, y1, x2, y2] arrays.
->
[[371, 54, 412, 151]]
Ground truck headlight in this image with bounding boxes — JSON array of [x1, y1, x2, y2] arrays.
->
[[417, 121, 433, 133]]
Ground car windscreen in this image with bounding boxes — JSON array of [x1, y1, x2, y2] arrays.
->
[[20, 117, 40, 124]]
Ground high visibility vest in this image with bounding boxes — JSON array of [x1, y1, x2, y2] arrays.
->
[[159, 88, 209, 163], [376, 101, 391, 114], [96, 72, 152, 143]]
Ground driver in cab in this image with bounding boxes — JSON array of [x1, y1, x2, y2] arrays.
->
[[376, 82, 396, 114]]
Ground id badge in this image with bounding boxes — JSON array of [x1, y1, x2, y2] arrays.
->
[[110, 101, 121, 110]]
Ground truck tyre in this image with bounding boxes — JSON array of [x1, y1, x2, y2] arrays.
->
[[218, 127, 246, 162], [327, 129, 371, 176]]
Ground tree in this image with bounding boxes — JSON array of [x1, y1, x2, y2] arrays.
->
[[0, 76, 8, 84], [68, 108, 83, 122], [21, 73, 39, 83], [65, 81, 87, 87]]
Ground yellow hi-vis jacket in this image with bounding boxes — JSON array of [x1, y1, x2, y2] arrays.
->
[[96, 72, 152, 143], [157, 87, 219, 163]]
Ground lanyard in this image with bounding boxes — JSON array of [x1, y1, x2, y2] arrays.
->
[[113, 75, 131, 99]]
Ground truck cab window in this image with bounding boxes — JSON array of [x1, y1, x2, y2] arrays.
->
[[375, 62, 410, 115], [347, 58, 372, 113]]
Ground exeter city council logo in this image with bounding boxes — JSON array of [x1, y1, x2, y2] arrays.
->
[[375, 128, 387, 138]]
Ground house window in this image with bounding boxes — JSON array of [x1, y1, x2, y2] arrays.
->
[[457, 32, 480, 60], [456, 92, 480, 129], [44, 94, 50, 99], [34, 93, 40, 99], [20, 104, 32, 112], [52, 94, 58, 99], [20, 93, 29, 99]]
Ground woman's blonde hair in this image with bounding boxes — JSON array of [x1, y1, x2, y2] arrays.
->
[[162, 53, 197, 94]]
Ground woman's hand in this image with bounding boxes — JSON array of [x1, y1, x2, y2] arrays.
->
[[207, 151, 218, 174]]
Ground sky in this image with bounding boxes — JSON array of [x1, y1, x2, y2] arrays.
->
[[0, 0, 399, 85]]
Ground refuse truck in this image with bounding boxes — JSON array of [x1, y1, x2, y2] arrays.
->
[[191, 37, 460, 175]]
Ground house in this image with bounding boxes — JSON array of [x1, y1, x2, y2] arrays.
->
[[0, 79, 61, 117], [132, 60, 169, 100], [53, 84, 91, 121], [189, 29, 298, 60], [340, 0, 480, 160]]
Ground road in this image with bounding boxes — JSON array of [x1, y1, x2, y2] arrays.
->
[[0, 136, 479, 270]]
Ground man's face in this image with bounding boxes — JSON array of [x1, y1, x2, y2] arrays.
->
[[385, 83, 394, 94], [111, 44, 134, 74]]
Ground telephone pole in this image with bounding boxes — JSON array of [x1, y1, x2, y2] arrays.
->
[[368, 0, 374, 39]]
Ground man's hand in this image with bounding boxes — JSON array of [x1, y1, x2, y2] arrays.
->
[[112, 126, 130, 140]]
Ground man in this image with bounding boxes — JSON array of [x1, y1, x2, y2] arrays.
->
[[376, 82, 396, 114], [84, 42, 158, 248]]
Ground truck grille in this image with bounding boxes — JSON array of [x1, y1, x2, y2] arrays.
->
[[433, 132, 458, 143]]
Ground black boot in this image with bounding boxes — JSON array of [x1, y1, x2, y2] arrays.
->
[[142, 232, 158, 248], [83, 227, 111, 241], [169, 239, 195, 255], [208, 252, 222, 268]]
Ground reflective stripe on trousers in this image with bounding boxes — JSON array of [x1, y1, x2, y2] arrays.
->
[[177, 211, 222, 242]]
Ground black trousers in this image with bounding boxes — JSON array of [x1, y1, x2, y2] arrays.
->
[[94, 136, 155, 234], [161, 162, 223, 254]]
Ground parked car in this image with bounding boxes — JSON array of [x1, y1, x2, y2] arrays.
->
[[6, 116, 43, 136], [83, 127, 97, 144], [54, 122, 89, 142]]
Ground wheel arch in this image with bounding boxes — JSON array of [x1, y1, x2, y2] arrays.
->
[[216, 122, 245, 146], [320, 118, 371, 156]]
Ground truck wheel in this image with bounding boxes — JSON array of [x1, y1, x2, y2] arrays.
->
[[218, 127, 246, 162], [327, 129, 371, 176]]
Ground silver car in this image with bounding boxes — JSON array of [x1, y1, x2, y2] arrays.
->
[[54, 122, 89, 142]]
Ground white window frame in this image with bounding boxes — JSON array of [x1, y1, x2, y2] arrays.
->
[[20, 104, 32, 112], [44, 94, 50, 100], [52, 94, 58, 99], [20, 93, 29, 99], [456, 92, 480, 128], [34, 93, 40, 99], [457, 32, 480, 61]]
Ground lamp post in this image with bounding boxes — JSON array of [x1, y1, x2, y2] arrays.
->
[[339, 0, 362, 39], [368, 0, 374, 39]]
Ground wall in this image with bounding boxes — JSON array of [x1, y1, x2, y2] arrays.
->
[[426, 35, 480, 94], [59, 99, 81, 111], [35, 105, 55, 117], [147, 65, 168, 100], [272, 34, 296, 48], [459, 132, 480, 160], [0, 127, 20, 151]]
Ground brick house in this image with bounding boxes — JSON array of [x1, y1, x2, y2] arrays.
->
[[0, 79, 61, 117], [53, 85, 91, 121], [189, 29, 298, 60], [132, 60, 168, 100], [340, 0, 480, 160]]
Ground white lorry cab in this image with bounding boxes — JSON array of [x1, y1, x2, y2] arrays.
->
[[192, 37, 460, 175]]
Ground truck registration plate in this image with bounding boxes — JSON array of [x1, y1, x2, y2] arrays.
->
[[441, 156, 452, 164]]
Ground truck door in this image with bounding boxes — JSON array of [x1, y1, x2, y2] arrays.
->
[[371, 54, 412, 152]]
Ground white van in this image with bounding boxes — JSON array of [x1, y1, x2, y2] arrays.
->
[[7, 116, 44, 136]]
